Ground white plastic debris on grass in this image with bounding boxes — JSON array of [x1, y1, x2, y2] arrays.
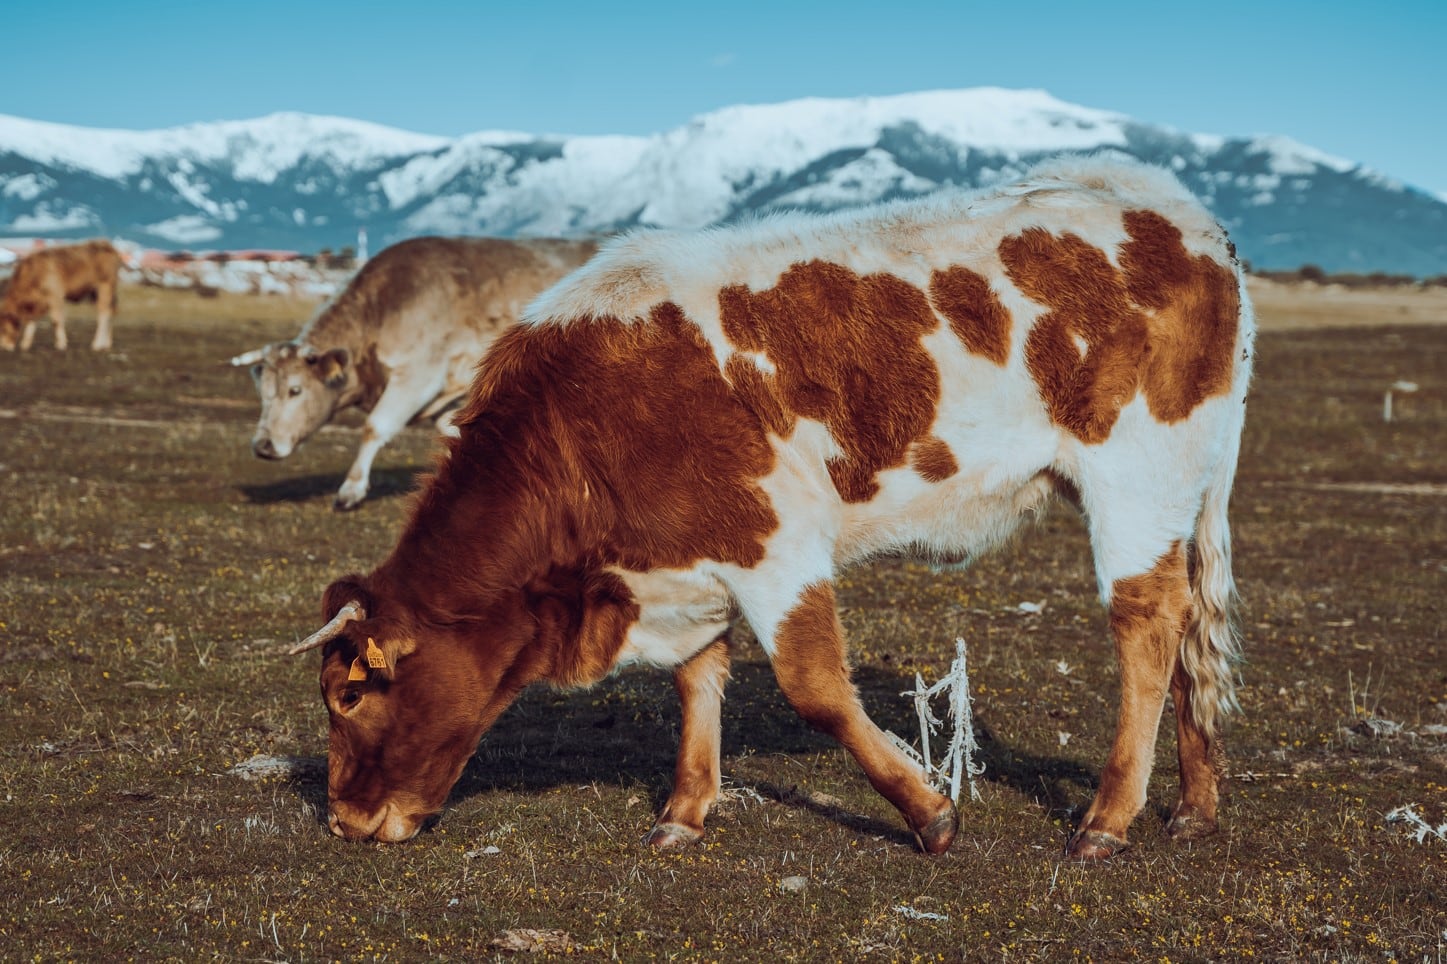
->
[[1384, 805, 1447, 845], [886, 638, 984, 804]]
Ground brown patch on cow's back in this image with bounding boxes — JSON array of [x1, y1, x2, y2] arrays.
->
[[718, 260, 943, 503], [910, 436, 959, 483], [928, 266, 1011, 365], [1119, 210, 1241, 422], [999, 212, 1239, 444], [442, 302, 780, 577]]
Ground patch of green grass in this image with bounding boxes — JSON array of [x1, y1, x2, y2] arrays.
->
[[1, 290, 1444, 960]]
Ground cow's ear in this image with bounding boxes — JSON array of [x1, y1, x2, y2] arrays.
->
[[371, 631, 417, 680], [316, 347, 350, 388]]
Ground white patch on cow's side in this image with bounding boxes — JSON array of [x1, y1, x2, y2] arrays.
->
[[1073, 393, 1241, 598], [609, 567, 735, 670], [1071, 333, 1090, 358]]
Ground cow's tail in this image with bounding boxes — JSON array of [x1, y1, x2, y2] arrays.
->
[[1181, 449, 1242, 737], [1181, 400, 1249, 739]]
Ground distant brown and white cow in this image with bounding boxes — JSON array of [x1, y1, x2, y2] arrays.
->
[[231, 236, 597, 509], [290, 155, 1255, 860], [0, 240, 122, 352]]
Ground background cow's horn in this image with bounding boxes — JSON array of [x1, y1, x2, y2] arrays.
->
[[229, 347, 267, 367], [287, 600, 366, 655]]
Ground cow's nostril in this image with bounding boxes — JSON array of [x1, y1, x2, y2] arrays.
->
[[253, 438, 277, 459]]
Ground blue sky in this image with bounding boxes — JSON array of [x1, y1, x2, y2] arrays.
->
[[7, 0, 1445, 198]]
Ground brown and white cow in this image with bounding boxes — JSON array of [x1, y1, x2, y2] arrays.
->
[[290, 155, 1254, 860], [231, 236, 597, 509], [0, 240, 123, 352]]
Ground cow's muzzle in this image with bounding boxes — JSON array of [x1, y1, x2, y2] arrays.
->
[[252, 436, 285, 460], [328, 802, 425, 843]]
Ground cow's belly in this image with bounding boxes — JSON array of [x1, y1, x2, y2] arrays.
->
[[607, 566, 735, 670], [836, 463, 1060, 569]]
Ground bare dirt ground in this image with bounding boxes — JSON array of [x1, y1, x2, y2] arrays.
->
[[0, 282, 1443, 961]]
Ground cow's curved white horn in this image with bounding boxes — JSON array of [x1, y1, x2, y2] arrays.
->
[[230, 347, 267, 367], [287, 600, 366, 655]]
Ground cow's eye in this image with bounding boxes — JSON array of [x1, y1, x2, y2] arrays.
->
[[338, 688, 363, 711], [288, 385, 303, 397]]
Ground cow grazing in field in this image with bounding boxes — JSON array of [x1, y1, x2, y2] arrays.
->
[[0, 240, 123, 352], [231, 236, 598, 509], [290, 155, 1255, 860]]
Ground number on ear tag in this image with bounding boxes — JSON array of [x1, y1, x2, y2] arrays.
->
[[365, 637, 387, 669]]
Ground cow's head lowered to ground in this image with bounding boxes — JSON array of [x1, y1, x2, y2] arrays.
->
[[293, 544, 647, 842], [236, 343, 353, 461]]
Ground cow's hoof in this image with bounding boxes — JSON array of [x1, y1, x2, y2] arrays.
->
[[642, 822, 702, 849], [1165, 804, 1219, 841], [333, 496, 363, 512], [1064, 829, 1129, 861], [911, 806, 959, 855]]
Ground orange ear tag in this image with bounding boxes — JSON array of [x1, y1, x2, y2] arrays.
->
[[365, 637, 387, 670], [347, 657, 368, 682]]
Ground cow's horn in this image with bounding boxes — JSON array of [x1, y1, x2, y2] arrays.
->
[[288, 600, 366, 655], [229, 347, 267, 367]]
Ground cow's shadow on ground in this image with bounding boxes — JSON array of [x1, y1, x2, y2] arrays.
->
[[239, 467, 424, 505], [289, 657, 1100, 845]]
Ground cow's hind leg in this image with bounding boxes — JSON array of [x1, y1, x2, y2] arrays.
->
[[769, 582, 957, 854], [1166, 657, 1223, 840], [1066, 541, 1192, 860], [645, 637, 731, 848]]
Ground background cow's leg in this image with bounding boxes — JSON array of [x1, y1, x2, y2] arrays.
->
[[1067, 541, 1191, 860], [766, 581, 957, 854], [645, 636, 731, 848], [19, 320, 38, 351], [91, 280, 116, 351], [50, 306, 68, 351], [335, 372, 443, 510]]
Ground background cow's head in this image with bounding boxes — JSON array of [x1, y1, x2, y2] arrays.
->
[[235, 342, 351, 460]]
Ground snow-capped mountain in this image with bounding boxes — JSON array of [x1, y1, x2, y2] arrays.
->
[[2, 89, 1444, 275]]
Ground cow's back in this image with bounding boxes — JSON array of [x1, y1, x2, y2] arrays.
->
[[3, 240, 120, 310], [306, 236, 594, 353], [519, 155, 1251, 571]]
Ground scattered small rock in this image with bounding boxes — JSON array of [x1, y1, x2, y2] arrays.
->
[[466, 845, 503, 858], [491, 928, 573, 953], [779, 875, 809, 894], [226, 754, 325, 781], [1351, 718, 1404, 739]]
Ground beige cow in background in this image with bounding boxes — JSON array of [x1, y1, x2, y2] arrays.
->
[[0, 240, 123, 351], [232, 235, 597, 509]]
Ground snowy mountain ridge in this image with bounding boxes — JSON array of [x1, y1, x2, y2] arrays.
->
[[2, 88, 1443, 274]]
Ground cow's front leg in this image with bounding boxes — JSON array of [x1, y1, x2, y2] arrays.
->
[[19, 319, 38, 351], [335, 375, 442, 510], [1066, 543, 1191, 860], [50, 308, 68, 351], [645, 636, 731, 848], [769, 582, 957, 854]]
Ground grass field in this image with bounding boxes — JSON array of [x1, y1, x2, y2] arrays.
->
[[1, 282, 1444, 961]]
